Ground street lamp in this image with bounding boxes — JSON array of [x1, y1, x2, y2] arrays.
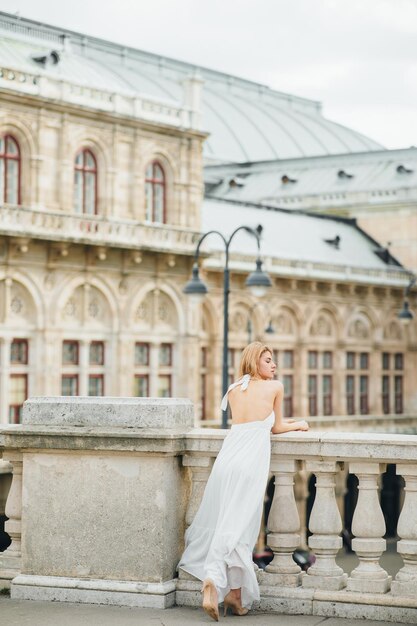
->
[[398, 275, 416, 324], [183, 224, 272, 428], [247, 302, 275, 344]]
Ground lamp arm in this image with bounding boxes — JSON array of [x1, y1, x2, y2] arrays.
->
[[194, 230, 228, 263], [226, 224, 262, 257]]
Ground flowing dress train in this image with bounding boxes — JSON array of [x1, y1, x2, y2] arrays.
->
[[178, 375, 273, 608]]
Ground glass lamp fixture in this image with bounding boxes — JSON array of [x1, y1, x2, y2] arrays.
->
[[183, 264, 208, 300], [245, 258, 272, 298], [398, 300, 414, 324]]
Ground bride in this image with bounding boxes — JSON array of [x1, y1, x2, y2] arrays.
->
[[178, 342, 309, 621]]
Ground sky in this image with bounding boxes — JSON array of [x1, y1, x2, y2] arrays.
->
[[1, 0, 417, 150]]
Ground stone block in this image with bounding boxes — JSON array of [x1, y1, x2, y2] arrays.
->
[[22, 397, 194, 429], [303, 572, 348, 590], [346, 574, 392, 594], [11, 574, 176, 608]]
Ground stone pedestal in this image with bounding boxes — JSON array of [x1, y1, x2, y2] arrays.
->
[[2, 397, 194, 608]]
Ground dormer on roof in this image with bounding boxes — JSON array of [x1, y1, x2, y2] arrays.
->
[[396, 164, 414, 175], [31, 50, 60, 66], [281, 174, 297, 185], [337, 169, 354, 180], [324, 235, 341, 249]]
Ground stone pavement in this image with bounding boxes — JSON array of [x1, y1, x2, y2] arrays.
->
[[0, 597, 405, 626]]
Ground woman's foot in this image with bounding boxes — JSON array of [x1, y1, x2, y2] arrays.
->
[[201, 578, 219, 622], [223, 590, 249, 616]]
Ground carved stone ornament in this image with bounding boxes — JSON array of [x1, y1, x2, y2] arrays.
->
[[310, 314, 332, 337], [348, 317, 369, 340]]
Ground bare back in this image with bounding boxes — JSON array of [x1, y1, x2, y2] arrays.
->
[[228, 379, 280, 424]]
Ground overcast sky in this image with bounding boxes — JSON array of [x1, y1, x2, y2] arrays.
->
[[2, 0, 417, 150]]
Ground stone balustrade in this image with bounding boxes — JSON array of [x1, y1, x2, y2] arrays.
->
[[0, 204, 200, 254], [0, 64, 199, 129], [1, 398, 417, 623]]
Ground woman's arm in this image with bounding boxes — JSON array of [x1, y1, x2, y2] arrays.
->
[[271, 382, 309, 434]]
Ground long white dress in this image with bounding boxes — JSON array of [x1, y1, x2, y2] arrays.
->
[[178, 374, 273, 608]]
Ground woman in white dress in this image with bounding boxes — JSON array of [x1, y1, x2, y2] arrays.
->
[[178, 342, 309, 621]]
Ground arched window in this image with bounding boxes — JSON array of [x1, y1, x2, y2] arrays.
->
[[74, 149, 97, 214], [145, 161, 166, 223], [0, 135, 20, 204]]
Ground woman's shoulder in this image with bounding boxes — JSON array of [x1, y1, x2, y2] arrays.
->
[[253, 379, 283, 393]]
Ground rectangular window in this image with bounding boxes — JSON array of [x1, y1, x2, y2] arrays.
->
[[134, 375, 149, 397], [9, 374, 27, 424], [360, 352, 369, 370], [308, 374, 317, 416], [11, 339, 28, 364], [346, 352, 355, 370], [395, 353, 404, 370], [283, 350, 294, 369], [88, 374, 104, 396], [382, 352, 390, 370], [323, 351, 332, 369], [159, 343, 172, 366], [382, 375, 390, 414], [89, 341, 104, 365], [308, 351, 318, 369], [346, 375, 355, 415], [323, 374, 332, 416], [158, 375, 171, 398], [395, 376, 403, 414], [62, 340, 79, 365], [135, 342, 149, 366], [61, 375, 78, 396], [283, 374, 293, 417], [359, 375, 369, 415]]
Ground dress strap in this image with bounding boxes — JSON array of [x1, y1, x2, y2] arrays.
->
[[220, 374, 251, 411]]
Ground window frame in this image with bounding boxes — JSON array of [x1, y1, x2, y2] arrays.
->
[[88, 373, 104, 397], [61, 374, 79, 396], [9, 373, 28, 424], [0, 134, 21, 204], [145, 160, 166, 223], [74, 148, 98, 215], [10, 338, 28, 365]]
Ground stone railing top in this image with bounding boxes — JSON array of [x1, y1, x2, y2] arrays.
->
[[22, 397, 194, 429], [184, 428, 417, 463]]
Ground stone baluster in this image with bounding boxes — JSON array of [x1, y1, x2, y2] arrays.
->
[[0, 451, 23, 579], [261, 459, 302, 586], [303, 461, 347, 590], [347, 462, 391, 593], [391, 464, 417, 597], [182, 454, 213, 529], [177, 454, 213, 584]]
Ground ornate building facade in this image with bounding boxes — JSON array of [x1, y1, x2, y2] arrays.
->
[[0, 11, 416, 430]]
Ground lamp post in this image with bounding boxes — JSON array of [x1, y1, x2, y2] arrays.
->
[[398, 275, 416, 324], [183, 224, 272, 428], [247, 302, 275, 344]]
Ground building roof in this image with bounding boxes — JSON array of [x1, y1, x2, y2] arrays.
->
[[204, 148, 417, 210], [202, 197, 409, 285], [0, 11, 384, 163]]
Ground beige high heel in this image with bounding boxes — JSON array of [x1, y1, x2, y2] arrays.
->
[[201, 578, 219, 622], [223, 591, 249, 616]]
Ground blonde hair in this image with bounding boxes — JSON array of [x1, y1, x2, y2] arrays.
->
[[238, 341, 273, 378]]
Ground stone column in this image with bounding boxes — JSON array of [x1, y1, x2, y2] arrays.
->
[[0, 451, 23, 580], [261, 459, 302, 586], [347, 462, 391, 593], [303, 461, 347, 590], [391, 463, 417, 597]]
